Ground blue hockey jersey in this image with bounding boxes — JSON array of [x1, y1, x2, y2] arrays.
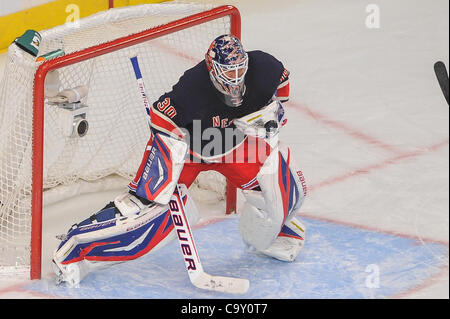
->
[[149, 50, 289, 160]]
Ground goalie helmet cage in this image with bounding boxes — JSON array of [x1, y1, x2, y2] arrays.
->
[[0, 3, 239, 280]]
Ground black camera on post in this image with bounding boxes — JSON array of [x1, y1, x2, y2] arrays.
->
[[57, 102, 89, 138], [46, 84, 90, 138]]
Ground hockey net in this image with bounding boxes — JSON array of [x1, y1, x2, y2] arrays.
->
[[0, 3, 239, 279]]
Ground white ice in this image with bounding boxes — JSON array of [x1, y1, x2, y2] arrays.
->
[[0, 0, 448, 299]]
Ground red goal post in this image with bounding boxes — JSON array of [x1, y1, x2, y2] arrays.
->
[[29, 5, 240, 280]]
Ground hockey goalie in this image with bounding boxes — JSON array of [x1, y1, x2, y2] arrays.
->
[[52, 35, 308, 287]]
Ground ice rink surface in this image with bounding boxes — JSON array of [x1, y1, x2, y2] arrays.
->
[[0, 0, 448, 299]]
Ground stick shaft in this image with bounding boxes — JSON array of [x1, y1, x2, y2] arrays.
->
[[169, 185, 249, 294], [129, 55, 152, 127], [130, 54, 249, 294]]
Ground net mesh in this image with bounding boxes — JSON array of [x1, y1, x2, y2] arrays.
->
[[0, 3, 231, 271]]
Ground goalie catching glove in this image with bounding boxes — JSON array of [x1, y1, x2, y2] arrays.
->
[[233, 97, 287, 139]]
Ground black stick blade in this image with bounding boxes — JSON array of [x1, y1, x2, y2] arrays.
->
[[434, 61, 449, 106]]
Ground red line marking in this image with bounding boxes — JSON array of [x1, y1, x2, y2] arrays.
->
[[392, 264, 449, 299], [196, 213, 449, 299], [287, 100, 404, 155], [302, 212, 449, 299], [0, 282, 31, 296], [2, 211, 447, 298], [299, 212, 449, 246], [309, 138, 449, 192], [0, 281, 62, 299], [151, 40, 199, 64]]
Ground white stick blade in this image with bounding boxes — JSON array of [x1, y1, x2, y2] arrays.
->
[[193, 272, 250, 294]]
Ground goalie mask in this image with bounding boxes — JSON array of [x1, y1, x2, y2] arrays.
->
[[206, 35, 249, 107]]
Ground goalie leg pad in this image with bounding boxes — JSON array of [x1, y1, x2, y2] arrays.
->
[[258, 143, 306, 224], [238, 199, 284, 251], [239, 144, 307, 253], [134, 130, 188, 205], [52, 185, 199, 286], [260, 216, 306, 262]]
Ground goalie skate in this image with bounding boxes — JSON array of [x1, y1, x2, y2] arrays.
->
[[261, 217, 306, 262], [52, 259, 83, 287], [52, 260, 64, 286]]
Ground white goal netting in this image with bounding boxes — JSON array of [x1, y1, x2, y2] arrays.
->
[[0, 3, 233, 273]]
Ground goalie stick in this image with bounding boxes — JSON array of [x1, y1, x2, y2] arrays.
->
[[169, 185, 249, 294], [129, 54, 152, 128], [434, 61, 449, 106], [129, 54, 250, 294]]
